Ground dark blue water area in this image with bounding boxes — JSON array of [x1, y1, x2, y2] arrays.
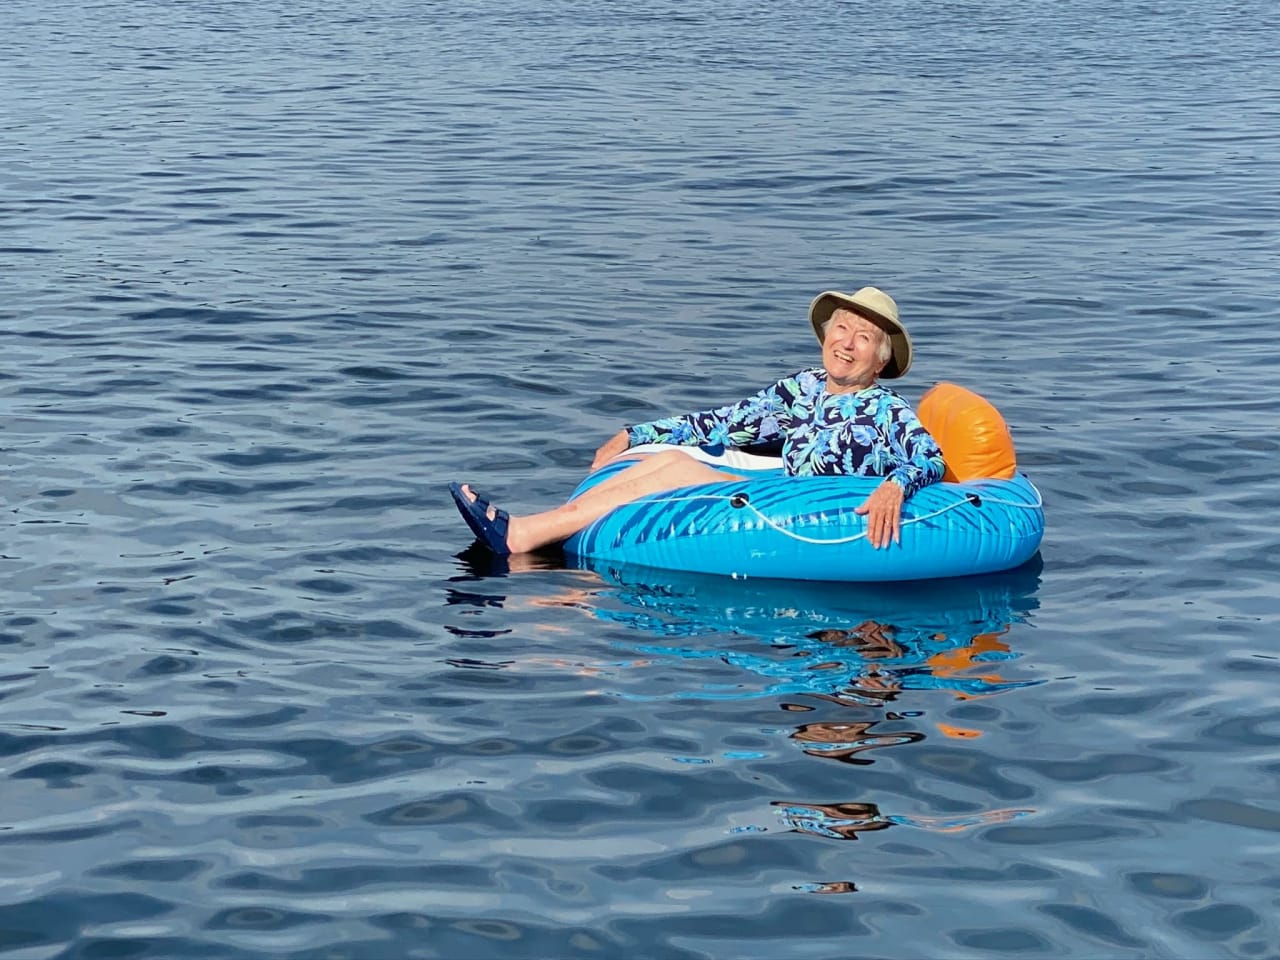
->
[[3, 0, 1279, 957]]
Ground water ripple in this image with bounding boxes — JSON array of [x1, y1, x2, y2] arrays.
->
[[3, 0, 1279, 956]]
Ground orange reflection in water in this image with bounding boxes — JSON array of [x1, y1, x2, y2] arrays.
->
[[926, 627, 1014, 701]]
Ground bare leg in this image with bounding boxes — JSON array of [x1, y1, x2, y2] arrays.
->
[[460, 450, 744, 554], [567, 450, 705, 500]]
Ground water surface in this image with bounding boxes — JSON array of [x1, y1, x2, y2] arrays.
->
[[3, 1, 1279, 957]]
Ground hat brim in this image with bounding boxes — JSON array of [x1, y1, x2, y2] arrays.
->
[[808, 291, 913, 379]]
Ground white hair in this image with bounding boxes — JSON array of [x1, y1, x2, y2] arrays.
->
[[821, 312, 893, 365]]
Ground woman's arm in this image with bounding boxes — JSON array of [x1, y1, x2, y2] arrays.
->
[[883, 412, 945, 500], [849, 392, 946, 549], [591, 429, 632, 469], [626, 372, 810, 451]]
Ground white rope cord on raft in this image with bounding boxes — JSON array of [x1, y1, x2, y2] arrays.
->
[[613, 483, 1044, 547]]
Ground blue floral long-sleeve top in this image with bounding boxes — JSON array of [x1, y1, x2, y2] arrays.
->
[[626, 369, 946, 499]]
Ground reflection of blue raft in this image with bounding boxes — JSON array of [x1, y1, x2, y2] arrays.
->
[[563, 383, 1045, 582], [576, 553, 1043, 643], [576, 556, 1044, 701]]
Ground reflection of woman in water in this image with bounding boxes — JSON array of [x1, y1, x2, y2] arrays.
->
[[773, 799, 1031, 841], [790, 719, 926, 765], [445, 559, 1042, 850]]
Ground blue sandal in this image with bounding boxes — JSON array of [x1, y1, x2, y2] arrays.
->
[[449, 482, 512, 556]]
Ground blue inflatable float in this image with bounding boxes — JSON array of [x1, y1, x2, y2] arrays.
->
[[563, 383, 1045, 582]]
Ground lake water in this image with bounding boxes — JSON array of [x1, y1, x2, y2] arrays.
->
[[3, 0, 1279, 957]]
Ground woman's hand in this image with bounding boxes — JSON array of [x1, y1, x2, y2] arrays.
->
[[855, 479, 905, 549], [591, 429, 631, 469]]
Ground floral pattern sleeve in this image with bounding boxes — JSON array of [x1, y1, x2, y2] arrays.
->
[[626, 371, 813, 450], [877, 396, 945, 499]]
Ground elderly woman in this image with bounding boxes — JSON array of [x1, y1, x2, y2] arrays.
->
[[451, 286, 944, 556]]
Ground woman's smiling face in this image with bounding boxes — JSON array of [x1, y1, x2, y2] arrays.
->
[[821, 308, 890, 394]]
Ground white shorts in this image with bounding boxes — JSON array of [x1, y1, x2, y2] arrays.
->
[[615, 442, 784, 472]]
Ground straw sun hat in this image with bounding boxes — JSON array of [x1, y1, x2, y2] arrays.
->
[[808, 286, 913, 379]]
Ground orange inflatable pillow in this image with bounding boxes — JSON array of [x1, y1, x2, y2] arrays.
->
[[917, 382, 1017, 483]]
